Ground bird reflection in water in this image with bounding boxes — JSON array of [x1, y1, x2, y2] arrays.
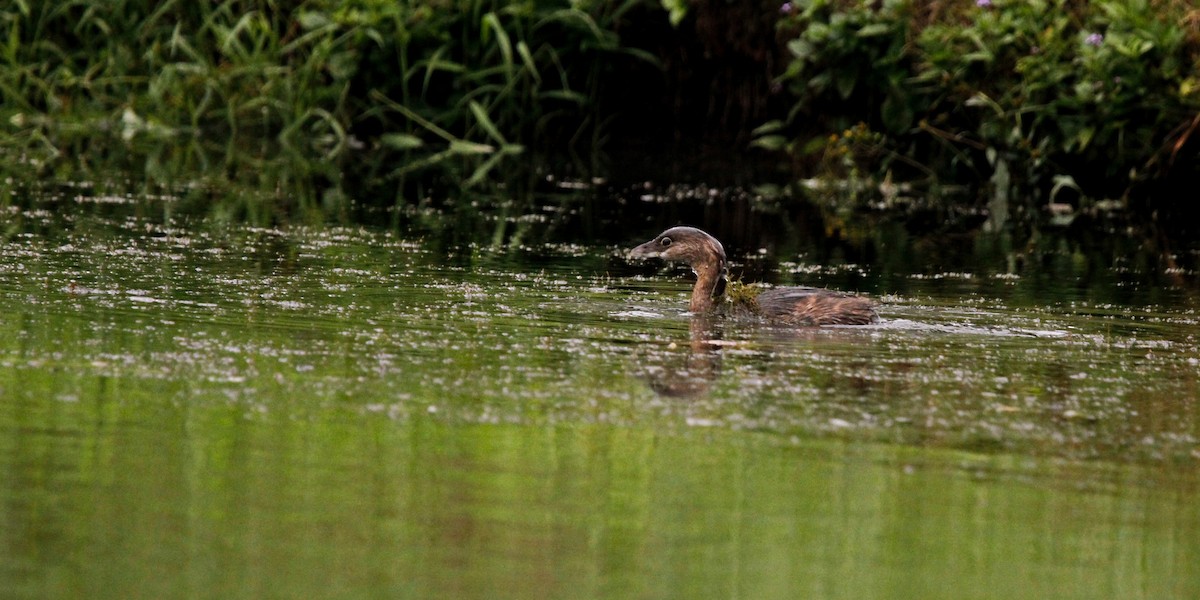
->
[[643, 316, 724, 398]]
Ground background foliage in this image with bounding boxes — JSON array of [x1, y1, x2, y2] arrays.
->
[[762, 0, 1200, 212], [0, 0, 649, 200], [3, 0, 1200, 221]]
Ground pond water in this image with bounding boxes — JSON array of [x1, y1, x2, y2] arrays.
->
[[1, 190, 1198, 599]]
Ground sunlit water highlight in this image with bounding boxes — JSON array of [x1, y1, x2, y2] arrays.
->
[[1, 202, 1198, 599]]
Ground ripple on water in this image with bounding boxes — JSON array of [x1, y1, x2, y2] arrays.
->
[[878, 317, 1071, 338]]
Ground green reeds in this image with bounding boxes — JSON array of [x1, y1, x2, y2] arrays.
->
[[0, 0, 657, 203], [363, 1, 654, 191]]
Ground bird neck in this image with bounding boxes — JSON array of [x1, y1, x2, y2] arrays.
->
[[690, 260, 727, 313]]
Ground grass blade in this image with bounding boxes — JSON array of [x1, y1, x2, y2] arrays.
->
[[469, 100, 507, 145]]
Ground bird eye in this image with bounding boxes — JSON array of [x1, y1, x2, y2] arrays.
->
[[660, 236, 672, 247]]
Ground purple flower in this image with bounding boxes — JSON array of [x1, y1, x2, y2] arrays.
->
[[976, 0, 993, 7], [780, 2, 793, 15], [1085, 32, 1104, 47]]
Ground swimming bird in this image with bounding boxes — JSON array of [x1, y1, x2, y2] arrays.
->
[[629, 226, 878, 326]]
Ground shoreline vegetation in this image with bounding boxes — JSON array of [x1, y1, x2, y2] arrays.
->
[[2, 0, 1199, 229]]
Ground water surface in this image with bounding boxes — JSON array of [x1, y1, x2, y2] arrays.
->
[[1, 194, 1198, 599]]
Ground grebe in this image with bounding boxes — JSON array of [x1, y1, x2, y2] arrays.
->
[[629, 226, 877, 326]]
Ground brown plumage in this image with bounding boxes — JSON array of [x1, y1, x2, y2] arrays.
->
[[629, 226, 878, 326]]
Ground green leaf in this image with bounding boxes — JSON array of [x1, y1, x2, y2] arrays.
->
[[327, 51, 357, 81], [856, 23, 891, 38], [369, 90, 459, 144], [880, 93, 913, 132], [448, 140, 495, 155], [787, 38, 815, 61], [835, 69, 857, 99], [386, 149, 456, 178], [536, 9, 604, 42], [964, 92, 1004, 117], [801, 136, 827, 155], [809, 72, 832, 93], [751, 120, 785, 136], [297, 12, 329, 30], [469, 101, 508, 145], [751, 135, 789, 151], [463, 144, 524, 188], [614, 47, 661, 68], [539, 89, 587, 104], [381, 133, 424, 150], [481, 12, 513, 74], [463, 152, 506, 188], [1074, 126, 1096, 150], [661, 0, 688, 26], [516, 41, 541, 84], [420, 53, 467, 74]]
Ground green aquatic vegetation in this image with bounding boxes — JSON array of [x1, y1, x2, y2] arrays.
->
[[722, 278, 765, 312]]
